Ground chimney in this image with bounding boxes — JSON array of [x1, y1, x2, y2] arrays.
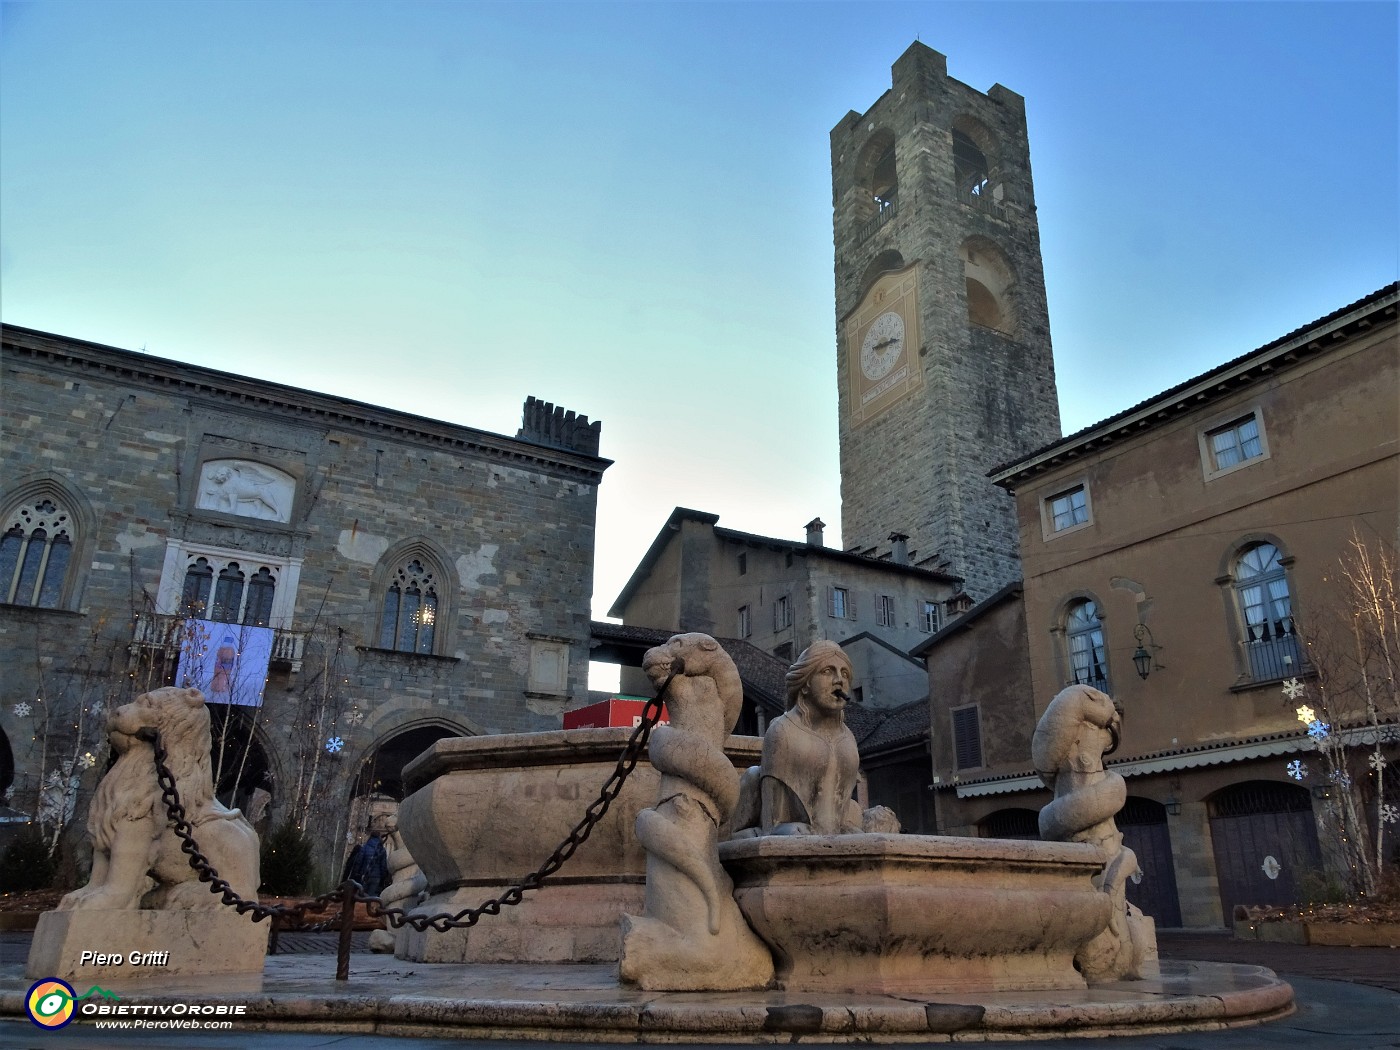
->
[[889, 532, 910, 565], [805, 517, 826, 547]]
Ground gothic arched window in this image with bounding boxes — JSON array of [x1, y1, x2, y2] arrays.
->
[[379, 558, 440, 654], [0, 496, 75, 608], [1234, 543, 1301, 681], [1066, 599, 1109, 692]]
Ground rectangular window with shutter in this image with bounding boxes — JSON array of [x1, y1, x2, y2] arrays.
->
[[952, 705, 983, 770], [876, 594, 896, 627], [828, 585, 851, 619], [774, 593, 792, 630]]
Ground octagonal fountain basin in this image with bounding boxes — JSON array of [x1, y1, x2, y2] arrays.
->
[[719, 832, 1113, 996], [396, 728, 761, 965]]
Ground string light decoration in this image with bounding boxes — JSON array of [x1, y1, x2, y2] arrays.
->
[[1279, 674, 1397, 915]]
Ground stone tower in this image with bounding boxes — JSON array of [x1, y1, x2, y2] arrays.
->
[[832, 42, 1061, 600]]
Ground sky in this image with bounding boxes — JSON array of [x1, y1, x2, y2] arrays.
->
[[2, 1, 1397, 688]]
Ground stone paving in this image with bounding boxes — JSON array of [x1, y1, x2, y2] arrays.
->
[[1, 929, 1396, 1047]]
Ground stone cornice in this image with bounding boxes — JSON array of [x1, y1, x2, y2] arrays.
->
[[3, 326, 612, 483]]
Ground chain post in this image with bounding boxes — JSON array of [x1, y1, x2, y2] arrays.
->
[[336, 880, 357, 981]]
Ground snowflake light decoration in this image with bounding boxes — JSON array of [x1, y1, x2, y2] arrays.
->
[[12, 702, 31, 718], [1382, 804, 1399, 826], [1286, 759, 1308, 781], [1306, 720, 1331, 741], [77, 752, 96, 770], [1282, 678, 1307, 700], [347, 710, 366, 726], [1371, 753, 1389, 772], [1328, 769, 1352, 789], [1294, 704, 1316, 725], [2, 785, 12, 802], [326, 736, 345, 754]]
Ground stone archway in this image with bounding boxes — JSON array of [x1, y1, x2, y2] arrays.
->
[[352, 723, 466, 801]]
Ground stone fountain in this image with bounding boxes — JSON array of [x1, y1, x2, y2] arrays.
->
[[383, 633, 1290, 1043], [2, 639, 1293, 1042]]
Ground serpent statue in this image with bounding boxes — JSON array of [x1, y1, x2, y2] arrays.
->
[[618, 633, 774, 991], [1033, 684, 1154, 982]]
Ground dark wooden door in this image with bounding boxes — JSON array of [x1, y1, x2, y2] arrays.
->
[[1118, 798, 1182, 928], [1208, 781, 1321, 919]]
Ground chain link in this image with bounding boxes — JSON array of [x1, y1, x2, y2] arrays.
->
[[139, 675, 673, 934]]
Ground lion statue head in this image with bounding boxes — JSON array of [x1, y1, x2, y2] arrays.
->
[[59, 686, 260, 912]]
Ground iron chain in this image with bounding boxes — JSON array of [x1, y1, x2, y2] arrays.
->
[[139, 679, 671, 934]]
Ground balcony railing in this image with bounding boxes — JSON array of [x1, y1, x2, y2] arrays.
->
[[958, 179, 1007, 219], [1243, 633, 1304, 684], [855, 193, 898, 244], [130, 613, 307, 671]]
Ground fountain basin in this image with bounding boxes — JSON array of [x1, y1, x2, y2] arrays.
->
[[396, 728, 761, 964], [720, 832, 1113, 994]]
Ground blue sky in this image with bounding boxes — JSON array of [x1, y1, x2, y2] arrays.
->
[[3, 2, 1396, 662]]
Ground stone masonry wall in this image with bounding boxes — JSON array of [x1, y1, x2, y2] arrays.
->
[[832, 43, 1061, 601], [0, 328, 605, 870]]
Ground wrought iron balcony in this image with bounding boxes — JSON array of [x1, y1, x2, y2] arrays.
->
[[129, 613, 307, 672]]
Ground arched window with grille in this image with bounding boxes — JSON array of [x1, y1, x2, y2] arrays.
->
[[1066, 599, 1109, 692], [0, 492, 80, 609], [1233, 542, 1301, 681], [379, 558, 440, 654]]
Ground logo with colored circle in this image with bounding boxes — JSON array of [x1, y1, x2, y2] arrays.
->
[[26, 978, 76, 1029]]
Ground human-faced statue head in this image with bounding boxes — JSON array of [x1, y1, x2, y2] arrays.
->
[[784, 640, 853, 715]]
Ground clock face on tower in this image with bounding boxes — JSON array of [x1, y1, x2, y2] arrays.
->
[[844, 263, 922, 427], [860, 310, 905, 380]]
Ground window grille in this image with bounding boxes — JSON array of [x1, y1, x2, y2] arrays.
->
[[378, 558, 439, 654], [0, 496, 74, 608]]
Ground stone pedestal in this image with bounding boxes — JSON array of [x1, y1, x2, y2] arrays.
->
[[25, 909, 268, 981]]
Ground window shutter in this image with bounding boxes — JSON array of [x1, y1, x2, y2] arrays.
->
[[952, 707, 983, 770]]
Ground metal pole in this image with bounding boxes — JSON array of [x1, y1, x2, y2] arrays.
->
[[336, 882, 356, 981]]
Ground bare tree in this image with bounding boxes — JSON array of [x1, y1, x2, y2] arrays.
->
[[1289, 529, 1400, 896]]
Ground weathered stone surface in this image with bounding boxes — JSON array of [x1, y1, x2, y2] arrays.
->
[[1033, 684, 1156, 982], [722, 832, 1111, 994], [58, 687, 259, 914], [396, 725, 760, 965], [619, 634, 774, 991], [25, 908, 267, 980], [731, 640, 898, 837]]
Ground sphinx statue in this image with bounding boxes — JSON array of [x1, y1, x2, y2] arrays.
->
[[618, 633, 774, 990], [730, 640, 899, 837], [1032, 684, 1155, 982]]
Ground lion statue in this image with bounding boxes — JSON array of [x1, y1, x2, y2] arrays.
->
[[1032, 684, 1153, 982], [59, 686, 260, 912]]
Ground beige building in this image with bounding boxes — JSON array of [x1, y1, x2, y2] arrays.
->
[[923, 284, 1399, 928]]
